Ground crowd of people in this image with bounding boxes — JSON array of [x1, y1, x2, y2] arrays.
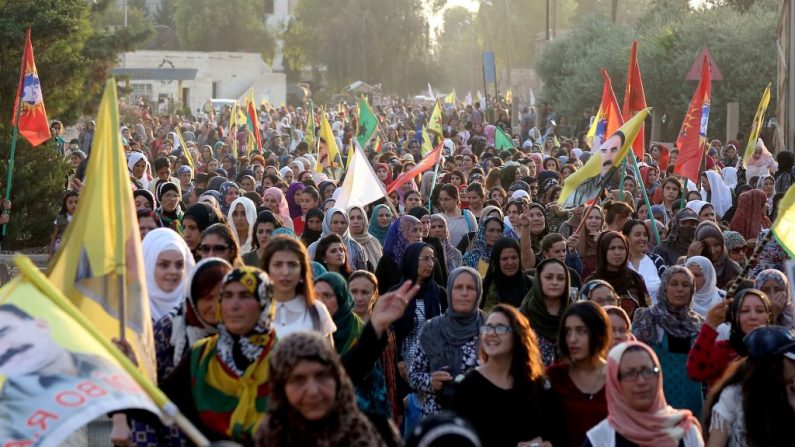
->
[[53, 95, 795, 446]]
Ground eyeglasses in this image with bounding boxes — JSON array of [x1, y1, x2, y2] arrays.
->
[[618, 366, 660, 382], [480, 324, 513, 335], [199, 244, 230, 254]]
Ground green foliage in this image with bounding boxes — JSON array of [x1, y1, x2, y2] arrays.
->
[[284, 0, 438, 95], [154, 0, 177, 27], [536, 0, 777, 141], [1, 142, 70, 250], [437, 7, 477, 93], [173, 0, 276, 62], [0, 0, 151, 248]]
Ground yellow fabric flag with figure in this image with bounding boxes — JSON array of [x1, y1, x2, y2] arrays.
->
[[559, 107, 651, 208], [173, 127, 195, 170], [315, 113, 339, 173], [742, 83, 771, 168], [421, 126, 434, 157], [428, 100, 443, 137], [772, 185, 795, 257], [444, 90, 456, 105], [48, 79, 156, 380]]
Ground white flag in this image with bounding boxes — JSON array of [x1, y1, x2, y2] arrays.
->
[[334, 146, 386, 210], [465, 91, 473, 106], [427, 82, 434, 99], [530, 88, 536, 107]]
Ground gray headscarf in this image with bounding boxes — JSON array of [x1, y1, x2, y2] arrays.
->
[[632, 266, 704, 345], [418, 266, 486, 376]]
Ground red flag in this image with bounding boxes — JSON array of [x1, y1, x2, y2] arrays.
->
[[674, 54, 711, 184], [13, 29, 50, 147], [622, 41, 647, 159], [589, 70, 623, 149], [386, 142, 443, 194]]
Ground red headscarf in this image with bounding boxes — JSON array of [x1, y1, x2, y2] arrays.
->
[[653, 144, 670, 171], [730, 189, 771, 240], [374, 163, 393, 185], [604, 341, 701, 447]]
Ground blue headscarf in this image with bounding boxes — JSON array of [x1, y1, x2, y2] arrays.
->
[[368, 204, 393, 245], [462, 216, 503, 268], [218, 181, 239, 214], [383, 215, 420, 265]]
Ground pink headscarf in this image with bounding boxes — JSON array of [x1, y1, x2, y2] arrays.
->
[[529, 153, 544, 172], [484, 124, 496, 146], [263, 186, 294, 230], [605, 341, 700, 447]]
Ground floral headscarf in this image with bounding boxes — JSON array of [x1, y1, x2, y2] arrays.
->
[[633, 266, 704, 345], [383, 215, 421, 265], [462, 216, 503, 268], [754, 269, 793, 327]]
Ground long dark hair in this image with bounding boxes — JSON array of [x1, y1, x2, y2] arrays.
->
[[557, 301, 610, 363], [59, 190, 79, 216], [261, 235, 316, 304], [201, 223, 243, 267], [251, 210, 283, 250], [481, 304, 545, 389], [704, 352, 795, 445], [313, 234, 352, 278]]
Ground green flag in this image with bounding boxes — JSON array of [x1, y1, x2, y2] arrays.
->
[[494, 126, 514, 150], [356, 96, 378, 147]]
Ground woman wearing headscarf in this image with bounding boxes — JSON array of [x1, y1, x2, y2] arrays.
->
[[375, 215, 423, 295], [409, 267, 485, 417], [686, 289, 772, 386], [307, 207, 369, 271], [161, 266, 276, 444], [755, 269, 793, 328], [299, 207, 324, 247], [429, 214, 463, 273], [262, 186, 294, 231], [687, 220, 741, 290], [142, 228, 196, 321], [462, 216, 504, 276], [127, 258, 231, 446], [683, 255, 725, 317], [227, 196, 257, 253], [700, 170, 733, 220], [255, 332, 393, 447], [632, 266, 705, 415], [482, 238, 533, 310], [408, 206, 449, 286], [285, 182, 305, 218], [314, 272, 365, 356], [155, 182, 184, 232], [639, 165, 661, 198], [182, 204, 224, 260], [584, 341, 703, 447], [348, 205, 383, 268], [586, 231, 650, 321], [520, 258, 572, 366], [744, 138, 778, 180], [368, 204, 392, 246], [128, 152, 151, 190], [218, 181, 241, 214], [775, 150, 794, 192]]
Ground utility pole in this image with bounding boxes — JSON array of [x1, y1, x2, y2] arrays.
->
[[546, 0, 550, 41], [611, 0, 619, 23]]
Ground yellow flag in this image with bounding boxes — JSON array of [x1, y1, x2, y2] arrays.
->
[[444, 89, 456, 105], [346, 139, 355, 171], [559, 107, 651, 207], [743, 83, 771, 168], [173, 127, 195, 170], [48, 79, 156, 380], [505, 87, 513, 103], [772, 184, 795, 257], [428, 100, 443, 137], [315, 114, 339, 173], [421, 126, 434, 157]]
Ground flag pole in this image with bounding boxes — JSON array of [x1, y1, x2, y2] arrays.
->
[[427, 156, 443, 213], [572, 166, 620, 236], [2, 29, 29, 238], [14, 255, 211, 447], [628, 150, 661, 245]]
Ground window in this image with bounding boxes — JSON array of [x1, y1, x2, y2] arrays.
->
[[130, 83, 153, 106]]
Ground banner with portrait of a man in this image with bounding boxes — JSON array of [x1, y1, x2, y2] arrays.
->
[[0, 259, 161, 447]]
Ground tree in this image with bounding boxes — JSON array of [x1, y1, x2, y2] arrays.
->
[[283, 0, 437, 95], [154, 0, 177, 28], [173, 0, 275, 62], [536, 0, 777, 142], [437, 7, 478, 93], [0, 0, 152, 249]]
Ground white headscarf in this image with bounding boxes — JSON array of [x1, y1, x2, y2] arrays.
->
[[722, 167, 738, 189], [702, 170, 733, 219], [686, 200, 709, 216], [127, 152, 150, 189], [227, 196, 257, 253], [685, 255, 725, 317], [142, 228, 195, 320]]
